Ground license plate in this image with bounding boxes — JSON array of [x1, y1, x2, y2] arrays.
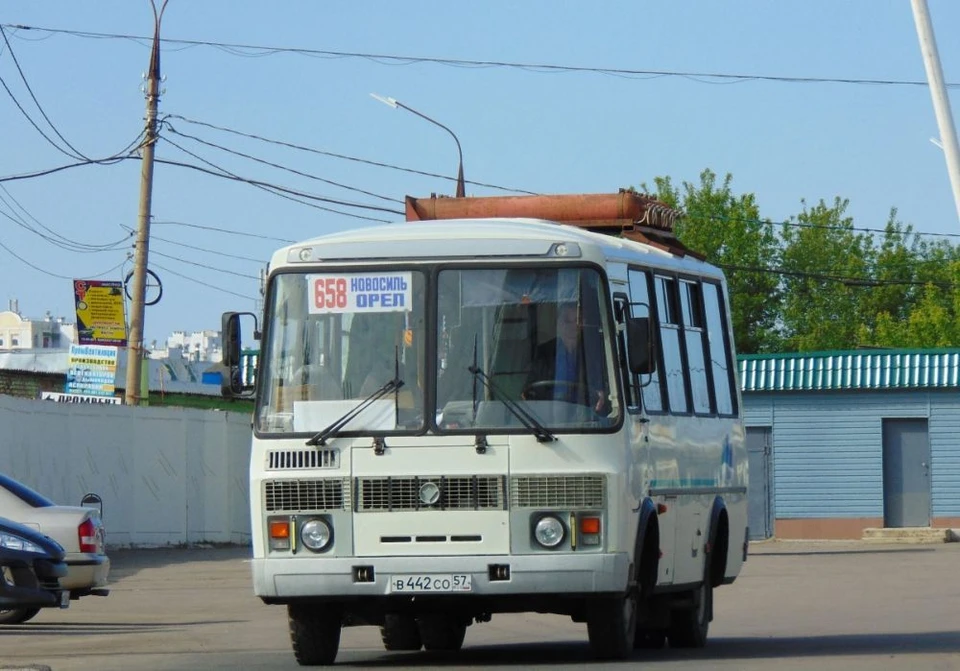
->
[[389, 574, 472, 593]]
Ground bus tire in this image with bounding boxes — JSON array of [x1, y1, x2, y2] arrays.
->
[[380, 613, 423, 651], [417, 614, 466, 651], [287, 604, 342, 666], [667, 575, 712, 648], [0, 607, 40, 624], [586, 592, 637, 659], [635, 628, 666, 649]]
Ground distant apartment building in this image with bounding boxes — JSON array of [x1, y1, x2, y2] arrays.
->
[[0, 300, 76, 351], [148, 329, 222, 363]]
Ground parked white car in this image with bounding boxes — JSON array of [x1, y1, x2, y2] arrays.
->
[[0, 474, 109, 623]]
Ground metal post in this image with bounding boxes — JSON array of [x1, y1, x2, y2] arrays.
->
[[911, 0, 960, 225], [125, 1, 166, 405]]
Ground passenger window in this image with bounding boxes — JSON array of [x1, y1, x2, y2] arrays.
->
[[680, 280, 711, 414], [654, 275, 688, 413], [628, 270, 663, 412], [703, 282, 736, 415]]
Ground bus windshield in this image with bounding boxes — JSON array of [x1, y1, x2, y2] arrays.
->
[[255, 265, 619, 436], [436, 266, 620, 432], [256, 270, 427, 435]]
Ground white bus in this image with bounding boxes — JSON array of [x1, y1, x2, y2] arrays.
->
[[221, 192, 748, 665]]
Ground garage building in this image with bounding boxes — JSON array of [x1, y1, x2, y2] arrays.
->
[[740, 348, 960, 540]]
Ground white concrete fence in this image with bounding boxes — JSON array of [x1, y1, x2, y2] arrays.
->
[[0, 394, 252, 548]]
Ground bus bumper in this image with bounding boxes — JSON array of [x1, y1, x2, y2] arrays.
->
[[252, 552, 630, 599]]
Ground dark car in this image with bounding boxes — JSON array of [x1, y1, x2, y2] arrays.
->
[[0, 516, 69, 620]]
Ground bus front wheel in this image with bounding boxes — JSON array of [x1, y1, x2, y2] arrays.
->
[[288, 604, 342, 665], [586, 592, 637, 659], [417, 614, 466, 651], [380, 613, 423, 651]]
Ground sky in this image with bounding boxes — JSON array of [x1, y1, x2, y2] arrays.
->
[[1, 1, 959, 348]]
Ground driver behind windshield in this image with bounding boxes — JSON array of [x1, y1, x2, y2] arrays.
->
[[523, 303, 610, 415]]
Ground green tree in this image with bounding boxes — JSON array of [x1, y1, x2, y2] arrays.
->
[[779, 198, 873, 351], [854, 210, 920, 346], [641, 169, 781, 354]]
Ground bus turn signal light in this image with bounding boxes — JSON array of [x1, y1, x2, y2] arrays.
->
[[579, 517, 601, 534], [269, 518, 292, 551]]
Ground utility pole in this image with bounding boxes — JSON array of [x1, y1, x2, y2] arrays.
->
[[125, 0, 167, 405], [911, 0, 960, 226]]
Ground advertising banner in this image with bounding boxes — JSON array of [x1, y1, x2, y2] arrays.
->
[[73, 279, 127, 346], [41, 391, 122, 405], [66, 344, 119, 397]]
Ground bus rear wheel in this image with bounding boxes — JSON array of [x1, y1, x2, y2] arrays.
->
[[667, 578, 712, 648], [288, 604, 342, 665], [586, 592, 637, 659]]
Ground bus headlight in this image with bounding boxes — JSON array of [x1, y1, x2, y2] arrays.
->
[[300, 518, 333, 552], [534, 515, 565, 548]]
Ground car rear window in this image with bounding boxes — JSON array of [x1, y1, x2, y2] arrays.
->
[[0, 474, 55, 508]]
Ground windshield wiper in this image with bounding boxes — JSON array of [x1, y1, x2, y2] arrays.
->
[[468, 365, 555, 443], [306, 378, 404, 446]]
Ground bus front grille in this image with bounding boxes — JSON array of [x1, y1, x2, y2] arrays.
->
[[510, 475, 606, 509], [356, 476, 506, 512], [264, 478, 351, 512]]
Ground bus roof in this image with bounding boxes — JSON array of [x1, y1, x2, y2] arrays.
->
[[272, 217, 722, 280]]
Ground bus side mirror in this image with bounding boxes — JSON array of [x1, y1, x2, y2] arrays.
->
[[627, 317, 657, 375], [221, 311, 258, 397], [222, 312, 242, 367]]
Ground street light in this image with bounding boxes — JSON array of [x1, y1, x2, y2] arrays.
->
[[371, 93, 466, 197]]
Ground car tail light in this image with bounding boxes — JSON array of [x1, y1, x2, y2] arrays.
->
[[79, 517, 100, 554]]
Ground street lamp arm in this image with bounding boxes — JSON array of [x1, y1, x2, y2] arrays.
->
[[370, 93, 466, 197], [393, 102, 463, 168]]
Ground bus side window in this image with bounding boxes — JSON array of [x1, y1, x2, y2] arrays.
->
[[703, 282, 737, 415], [628, 269, 664, 413], [654, 275, 689, 414], [680, 280, 712, 414]]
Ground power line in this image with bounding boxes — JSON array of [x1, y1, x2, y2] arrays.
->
[[0, 71, 76, 158], [142, 230, 266, 263], [167, 114, 536, 194], [4, 23, 959, 89], [162, 121, 402, 203], [0, 23, 89, 160], [719, 263, 957, 289], [150, 260, 258, 301], [0, 235, 125, 280], [150, 249, 260, 279], [686, 211, 960, 244], [0, 134, 146, 183], [0, 184, 130, 252], [151, 219, 295, 244], [156, 137, 402, 220]]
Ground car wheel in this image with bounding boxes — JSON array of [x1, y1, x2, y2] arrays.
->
[[0, 607, 41, 625]]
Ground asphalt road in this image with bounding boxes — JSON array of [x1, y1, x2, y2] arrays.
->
[[2, 540, 959, 670]]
